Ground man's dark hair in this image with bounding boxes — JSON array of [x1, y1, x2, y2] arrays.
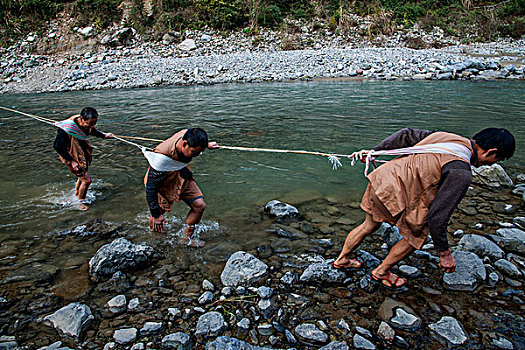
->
[[80, 107, 99, 120], [473, 128, 515, 160], [183, 128, 208, 148]]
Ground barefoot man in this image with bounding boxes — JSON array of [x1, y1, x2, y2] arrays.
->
[[332, 128, 515, 289], [53, 107, 113, 210], [145, 128, 218, 246]]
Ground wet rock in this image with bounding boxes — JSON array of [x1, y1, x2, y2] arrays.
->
[[494, 259, 522, 278], [294, 323, 328, 344], [0, 338, 18, 350], [140, 321, 164, 335], [258, 297, 278, 319], [113, 328, 137, 345], [429, 316, 468, 347], [377, 321, 395, 344], [285, 329, 297, 344], [319, 341, 350, 350], [490, 228, 525, 254], [43, 302, 94, 338], [443, 251, 486, 291], [398, 265, 421, 278], [198, 291, 214, 305], [300, 262, 346, 284], [203, 279, 215, 292], [179, 39, 197, 51], [353, 334, 376, 349], [98, 271, 130, 293], [60, 220, 118, 237], [237, 318, 251, 331], [513, 217, 525, 229], [456, 234, 504, 261], [488, 272, 500, 286], [390, 308, 421, 331], [378, 223, 402, 248], [471, 164, 513, 188], [356, 326, 373, 339], [491, 335, 514, 349], [264, 200, 299, 219], [220, 251, 268, 287], [359, 275, 378, 293], [257, 286, 273, 299], [195, 311, 226, 337], [106, 295, 126, 314], [280, 272, 298, 285], [258, 323, 274, 336], [356, 250, 381, 270], [205, 336, 278, 349], [168, 307, 182, 319], [4, 262, 59, 284], [89, 238, 154, 281]]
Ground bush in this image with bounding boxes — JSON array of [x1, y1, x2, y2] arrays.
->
[[72, 0, 121, 28], [258, 4, 282, 28]]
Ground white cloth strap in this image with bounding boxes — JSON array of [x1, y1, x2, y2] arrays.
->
[[142, 149, 188, 172]]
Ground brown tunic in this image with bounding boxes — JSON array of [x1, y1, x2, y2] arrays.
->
[[144, 129, 203, 212], [58, 115, 93, 171], [362, 131, 473, 249]]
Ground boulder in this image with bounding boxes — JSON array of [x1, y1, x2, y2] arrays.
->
[[471, 164, 513, 188], [456, 234, 505, 261], [195, 312, 226, 337], [220, 251, 268, 287], [264, 200, 299, 219], [43, 303, 94, 338], [162, 332, 192, 350], [300, 262, 346, 284], [443, 251, 486, 291], [490, 228, 525, 254], [89, 238, 154, 281], [429, 316, 468, 347]]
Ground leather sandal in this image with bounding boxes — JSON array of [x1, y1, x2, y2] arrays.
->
[[370, 271, 406, 290], [331, 258, 362, 269]]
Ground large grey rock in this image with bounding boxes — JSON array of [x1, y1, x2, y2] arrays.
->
[[220, 251, 268, 287], [294, 323, 329, 344], [113, 328, 137, 345], [196, 312, 226, 337], [456, 234, 505, 261], [443, 251, 486, 291], [43, 303, 94, 338], [390, 308, 421, 331], [429, 316, 468, 347], [491, 228, 525, 254], [89, 238, 154, 280], [353, 334, 376, 349], [320, 341, 350, 350], [162, 332, 193, 350], [264, 200, 299, 219], [205, 336, 280, 349], [300, 262, 346, 284], [378, 223, 402, 248], [471, 164, 513, 188], [494, 259, 522, 278], [357, 250, 381, 270]]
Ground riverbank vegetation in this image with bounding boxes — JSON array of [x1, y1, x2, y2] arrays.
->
[[1, 0, 524, 47]]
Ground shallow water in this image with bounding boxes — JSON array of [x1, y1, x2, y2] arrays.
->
[[0, 80, 524, 267]]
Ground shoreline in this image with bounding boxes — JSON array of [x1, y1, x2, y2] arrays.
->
[[1, 36, 524, 95]]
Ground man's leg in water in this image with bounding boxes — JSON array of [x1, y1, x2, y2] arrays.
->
[[77, 172, 92, 210], [182, 196, 206, 246]]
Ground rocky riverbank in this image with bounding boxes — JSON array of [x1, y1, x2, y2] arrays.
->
[[0, 163, 524, 349], [1, 26, 524, 95]]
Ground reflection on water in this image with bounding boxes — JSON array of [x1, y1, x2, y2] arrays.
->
[[0, 80, 523, 268]]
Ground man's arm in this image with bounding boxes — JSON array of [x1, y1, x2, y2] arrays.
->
[[145, 168, 171, 218], [89, 127, 112, 139], [53, 129, 73, 162], [428, 160, 472, 272], [373, 128, 434, 151]]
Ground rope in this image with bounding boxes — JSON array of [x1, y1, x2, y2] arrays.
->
[[0, 106, 57, 125]]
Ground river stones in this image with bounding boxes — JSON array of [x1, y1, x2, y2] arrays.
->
[[490, 228, 525, 254], [300, 262, 346, 284], [220, 251, 268, 287], [320, 341, 350, 350], [294, 323, 329, 344], [443, 251, 486, 291], [59, 219, 119, 237], [195, 311, 226, 337], [456, 234, 505, 261], [390, 308, 422, 331], [494, 259, 522, 279], [205, 336, 279, 349], [264, 200, 299, 219], [113, 328, 137, 344], [105, 295, 126, 314], [43, 303, 94, 338], [89, 238, 154, 281], [429, 316, 468, 347], [162, 332, 192, 349], [353, 334, 376, 349], [471, 164, 513, 188]]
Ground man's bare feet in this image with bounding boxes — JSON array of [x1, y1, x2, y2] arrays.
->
[[78, 203, 90, 211], [179, 236, 205, 247]]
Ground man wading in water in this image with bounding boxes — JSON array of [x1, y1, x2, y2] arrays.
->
[[332, 128, 515, 289], [53, 107, 113, 210], [145, 128, 218, 247]]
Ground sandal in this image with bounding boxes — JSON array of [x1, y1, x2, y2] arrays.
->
[[331, 258, 362, 269], [370, 271, 406, 290]]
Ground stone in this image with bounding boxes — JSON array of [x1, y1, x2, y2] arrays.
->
[[429, 316, 468, 347], [492, 336, 514, 349], [203, 279, 215, 292], [162, 332, 192, 350], [205, 336, 278, 349], [377, 321, 395, 344], [353, 334, 376, 349], [113, 328, 137, 345], [398, 265, 421, 278], [237, 318, 251, 331], [128, 298, 141, 312], [264, 200, 299, 219], [43, 303, 94, 338], [130, 343, 144, 350], [300, 262, 346, 284], [106, 295, 126, 314], [443, 251, 486, 291], [378, 223, 402, 248], [285, 329, 297, 344], [488, 272, 499, 287], [257, 286, 273, 299], [0, 341, 18, 350], [356, 326, 373, 339], [357, 250, 381, 270], [471, 164, 513, 188], [168, 307, 182, 319], [513, 217, 525, 229], [457, 234, 504, 261], [294, 323, 328, 344], [89, 238, 154, 280], [220, 251, 268, 287], [199, 291, 214, 305], [195, 311, 226, 337], [319, 341, 350, 350], [390, 308, 421, 331], [494, 259, 522, 278], [491, 228, 525, 254], [258, 297, 278, 319], [178, 39, 197, 51], [280, 272, 297, 285], [140, 321, 164, 335], [258, 323, 274, 336]]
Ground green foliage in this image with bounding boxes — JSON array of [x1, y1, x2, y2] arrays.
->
[[258, 4, 282, 28], [195, 0, 247, 30], [73, 0, 121, 28]]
